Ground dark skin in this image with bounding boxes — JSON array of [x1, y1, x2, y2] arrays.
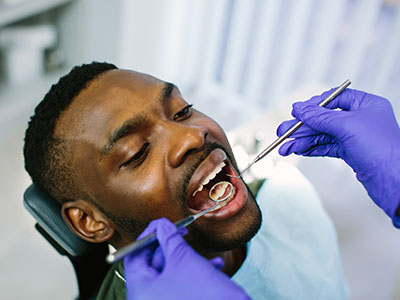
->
[[57, 69, 261, 276]]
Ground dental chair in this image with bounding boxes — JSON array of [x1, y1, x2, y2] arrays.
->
[[23, 184, 111, 300]]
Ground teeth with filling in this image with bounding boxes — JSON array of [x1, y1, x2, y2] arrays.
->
[[192, 162, 226, 197], [210, 182, 235, 210], [209, 181, 232, 200], [209, 181, 235, 209]]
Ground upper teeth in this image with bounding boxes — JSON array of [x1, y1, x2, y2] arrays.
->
[[192, 162, 226, 197]]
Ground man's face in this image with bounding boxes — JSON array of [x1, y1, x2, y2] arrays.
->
[[57, 69, 261, 253]]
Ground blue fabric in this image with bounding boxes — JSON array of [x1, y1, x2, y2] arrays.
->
[[232, 162, 349, 300]]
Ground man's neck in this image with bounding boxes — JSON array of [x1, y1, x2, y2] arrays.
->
[[208, 245, 247, 277]]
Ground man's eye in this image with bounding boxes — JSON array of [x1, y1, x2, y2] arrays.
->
[[120, 143, 149, 168], [173, 104, 193, 121]]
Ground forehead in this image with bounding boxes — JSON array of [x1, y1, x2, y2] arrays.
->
[[55, 69, 166, 139]]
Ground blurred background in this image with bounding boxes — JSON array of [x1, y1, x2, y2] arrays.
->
[[1, 0, 400, 299]]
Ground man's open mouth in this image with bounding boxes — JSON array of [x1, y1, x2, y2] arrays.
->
[[186, 148, 245, 217], [188, 161, 236, 211]]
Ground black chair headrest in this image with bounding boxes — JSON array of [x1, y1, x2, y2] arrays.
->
[[23, 183, 107, 257]]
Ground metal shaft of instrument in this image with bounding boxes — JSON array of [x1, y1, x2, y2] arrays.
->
[[237, 79, 351, 177]]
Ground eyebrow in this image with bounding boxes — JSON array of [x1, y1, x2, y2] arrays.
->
[[159, 82, 176, 104], [101, 82, 176, 156]]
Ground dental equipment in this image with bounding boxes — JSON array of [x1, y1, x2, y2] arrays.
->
[[106, 181, 235, 264], [230, 80, 351, 178]]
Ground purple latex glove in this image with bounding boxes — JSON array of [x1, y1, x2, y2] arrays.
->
[[277, 88, 400, 227], [124, 218, 250, 300]]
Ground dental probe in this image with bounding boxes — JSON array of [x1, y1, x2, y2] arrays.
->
[[230, 79, 351, 178], [106, 182, 234, 264]]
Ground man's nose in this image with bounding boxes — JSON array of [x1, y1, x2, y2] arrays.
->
[[166, 123, 208, 168]]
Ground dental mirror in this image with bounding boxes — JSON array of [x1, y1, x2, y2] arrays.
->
[[209, 181, 234, 204]]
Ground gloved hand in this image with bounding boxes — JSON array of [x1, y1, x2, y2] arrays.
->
[[124, 218, 251, 300], [277, 88, 400, 227]]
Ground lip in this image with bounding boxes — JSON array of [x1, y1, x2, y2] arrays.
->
[[186, 148, 248, 220]]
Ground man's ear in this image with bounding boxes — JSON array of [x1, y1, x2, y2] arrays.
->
[[61, 200, 114, 243]]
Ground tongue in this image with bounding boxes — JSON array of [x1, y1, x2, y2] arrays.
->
[[187, 189, 216, 210]]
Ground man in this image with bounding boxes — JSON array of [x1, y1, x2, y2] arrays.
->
[[24, 62, 348, 299]]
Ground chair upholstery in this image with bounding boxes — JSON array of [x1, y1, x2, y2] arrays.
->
[[23, 184, 111, 300]]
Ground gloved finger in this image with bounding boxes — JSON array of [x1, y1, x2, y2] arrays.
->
[[277, 119, 296, 137], [125, 218, 162, 270], [305, 88, 374, 111], [322, 88, 359, 111], [146, 218, 189, 271], [298, 143, 341, 158], [209, 256, 225, 270], [137, 218, 164, 239], [124, 244, 159, 282], [130, 217, 189, 273], [155, 218, 193, 263], [290, 87, 343, 114], [324, 88, 372, 111], [150, 246, 165, 272], [278, 135, 335, 156], [277, 119, 320, 138], [291, 102, 350, 137], [295, 87, 337, 107], [278, 140, 297, 156], [279, 87, 354, 138], [299, 87, 363, 111], [277, 119, 298, 135], [176, 225, 188, 237], [124, 218, 168, 280]]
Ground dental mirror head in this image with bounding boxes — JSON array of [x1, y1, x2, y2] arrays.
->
[[209, 181, 234, 203]]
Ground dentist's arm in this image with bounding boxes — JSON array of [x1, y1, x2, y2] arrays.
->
[[124, 218, 250, 300], [277, 88, 400, 227]]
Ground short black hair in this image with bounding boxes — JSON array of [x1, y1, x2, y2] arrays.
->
[[24, 61, 118, 204]]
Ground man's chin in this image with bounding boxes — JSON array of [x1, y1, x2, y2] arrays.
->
[[184, 193, 262, 254], [186, 220, 261, 254]]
